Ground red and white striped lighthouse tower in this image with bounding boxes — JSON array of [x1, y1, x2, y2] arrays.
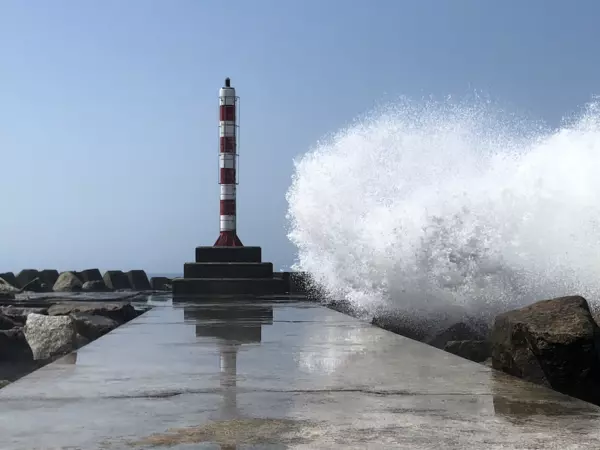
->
[[214, 77, 243, 247]]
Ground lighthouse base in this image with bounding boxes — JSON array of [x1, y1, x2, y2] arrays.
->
[[214, 231, 243, 247], [172, 246, 293, 298]]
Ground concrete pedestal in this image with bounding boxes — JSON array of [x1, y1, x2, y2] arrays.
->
[[195, 247, 262, 263], [172, 277, 287, 296], [184, 262, 273, 279], [173, 245, 290, 297]]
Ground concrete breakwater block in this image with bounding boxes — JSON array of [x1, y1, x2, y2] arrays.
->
[[195, 246, 262, 263], [77, 269, 103, 283], [38, 270, 59, 288], [102, 271, 131, 290], [184, 262, 273, 279], [0, 273, 17, 288], [126, 270, 151, 291], [15, 269, 39, 289], [150, 277, 171, 291]]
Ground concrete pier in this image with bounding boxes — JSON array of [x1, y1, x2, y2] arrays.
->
[[1, 296, 600, 449]]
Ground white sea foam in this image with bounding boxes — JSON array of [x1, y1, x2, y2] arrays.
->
[[286, 97, 600, 318]]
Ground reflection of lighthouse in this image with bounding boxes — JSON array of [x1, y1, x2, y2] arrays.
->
[[218, 341, 239, 419], [184, 302, 273, 422]]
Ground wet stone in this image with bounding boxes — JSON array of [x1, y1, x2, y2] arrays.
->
[[53, 272, 83, 292], [70, 313, 119, 341], [47, 302, 138, 324]]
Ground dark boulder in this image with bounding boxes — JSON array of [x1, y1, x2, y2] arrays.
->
[[38, 269, 59, 288], [491, 295, 600, 405], [0, 272, 17, 288], [0, 306, 48, 324], [371, 313, 431, 342], [327, 299, 361, 318], [77, 269, 103, 283], [82, 280, 109, 292], [53, 271, 83, 292], [15, 269, 40, 289], [126, 270, 151, 291], [426, 321, 489, 349], [103, 270, 131, 290], [0, 314, 19, 331], [150, 276, 172, 291], [71, 313, 119, 340], [0, 328, 33, 361], [48, 301, 139, 324], [444, 340, 491, 363]]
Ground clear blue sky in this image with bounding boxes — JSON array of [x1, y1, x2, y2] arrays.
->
[[1, 0, 600, 273]]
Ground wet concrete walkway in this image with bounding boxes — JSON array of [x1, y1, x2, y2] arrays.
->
[[1, 297, 600, 449]]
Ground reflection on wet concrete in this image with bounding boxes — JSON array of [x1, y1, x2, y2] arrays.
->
[[184, 302, 274, 423], [1, 298, 600, 448]]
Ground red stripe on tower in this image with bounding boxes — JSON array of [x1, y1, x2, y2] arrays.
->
[[214, 77, 243, 247], [220, 136, 236, 153]]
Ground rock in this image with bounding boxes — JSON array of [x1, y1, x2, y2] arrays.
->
[[82, 280, 109, 292], [150, 276, 172, 291], [103, 270, 131, 290], [53, 271, 83, 292], [15, 269, 40, 289], [0, 278, 19, 293], [38, 269, 59, 288], [126, 270, 151, 290], [48, 301, 139, 324], [371, 314, 430, 342], [444, 340, 491, 363], [0, 306, 48, 324], [0, 279, 16, 299], [0, 328, 33, 361], [0, 313, 19, 331], [327, 299, 360, 317], [75, 333, 90, 349], [0, 272, 17, 288], [77, 268, 103, 283], [426, 321, 489, 349], [21, 277, 48, 293], [491, 295, 600, 405], [0, 380, 10, 389], [71, 313, 119, 340], [24, 313, 77, 360]]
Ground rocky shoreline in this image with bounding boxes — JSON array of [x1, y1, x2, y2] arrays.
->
[[0, 268, 168, 389], [0, 297, 151, 388]]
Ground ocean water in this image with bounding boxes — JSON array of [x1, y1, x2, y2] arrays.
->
[[286, 97, 600, 319], [147, 273, 181, 279]]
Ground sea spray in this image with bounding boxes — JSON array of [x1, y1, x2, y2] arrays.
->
[[286, 97, 600, 320]]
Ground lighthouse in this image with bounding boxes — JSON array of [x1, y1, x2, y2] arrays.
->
[[214, 77, 243, 247], [171, 77, 292, 297]]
